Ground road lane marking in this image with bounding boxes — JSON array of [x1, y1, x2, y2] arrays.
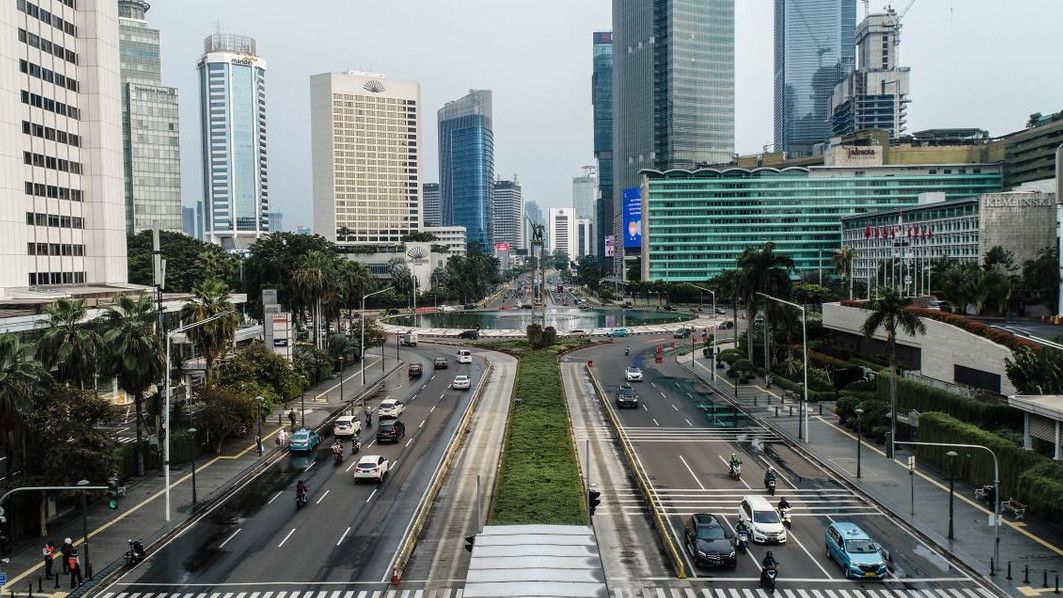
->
[[419, 420, 426, 428], [660, 392, 667, 399], [277, 528, 296, 548], [304, 461, 316, 472], [652, 418, 660, 427], [345, 460, 358, 472], [405, 439, 413, 447], [787, 525, 833, 578], [677, 454, 705, 489], [336, 526, 351, 546], [315, 489, 331, 504], [684, 419, 693, 427], [440, 393, 446, 399], [366, 488, 378, 503], [366, 440, 375, 448], [268, 491, 283, 504], [671, 403, 678, 411], [218, 528, 241, 549], [429, 405, 436, 413], [642, 405, 648, 411]]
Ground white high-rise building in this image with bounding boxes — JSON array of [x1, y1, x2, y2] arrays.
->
[[572, 166, 597, 221], [548, 208, 575, 258], [492, 177, 523, 250], [199, 33, 269, 249], [2, 0, 127, 295], [311, 72, 421, 246]]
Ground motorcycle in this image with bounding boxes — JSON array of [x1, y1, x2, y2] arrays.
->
[[331, 443, 343, 465], [780, 506, 792, 529], [296, 485, 309, 509], [729, 462, 742, 480], [765, 478, 777, 496], [624, 347, 630, 356], [123, 539, 145, 565], [736, 529, 750, 552], [365, 409, 373, 427], [761, 565, 779, 593]]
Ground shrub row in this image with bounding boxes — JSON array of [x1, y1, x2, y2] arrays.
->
[[876, 375, 1023, 430], [115, 428, 205, 480]]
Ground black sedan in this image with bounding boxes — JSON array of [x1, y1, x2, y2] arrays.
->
[[433, 357, 449, 370], [457, 329, 480, 340], [684, 513, 737, 569]]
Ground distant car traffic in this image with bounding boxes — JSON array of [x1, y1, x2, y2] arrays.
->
[[333, 415, 362, 439], [433, 357, 449, 370], [377, 399, 404, 419], [607, 327, 631, 338], [451, 374, 472, 390], [615, 384, 639, 408], [825, 522, 888, 579], [288, 428, 320, 452], [408, 363, 423, 377], [375, 418, 406, 443], [353, 455, 389, 483], [684, 513, 738, 569], [624, 366, 643, 382]]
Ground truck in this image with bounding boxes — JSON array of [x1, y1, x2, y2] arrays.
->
[[400, 330, 418, 347]]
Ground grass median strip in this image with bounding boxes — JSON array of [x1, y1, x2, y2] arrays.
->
[[488, 344, 587, 525]]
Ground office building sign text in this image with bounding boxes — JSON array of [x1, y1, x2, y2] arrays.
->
[[983, 195, 1053, 209]]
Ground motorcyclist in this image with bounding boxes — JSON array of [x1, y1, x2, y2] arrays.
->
[[777, 497, 791, 512], [729, 453, 741, 471], [764, 467, 777, 490], [761, 550, 779, 586], [331, 440, 342, 458], [625, 345, 630, 356], [734, 519, 750, 544], [296, 480, 308, 501], [365, 408, 373, 426]]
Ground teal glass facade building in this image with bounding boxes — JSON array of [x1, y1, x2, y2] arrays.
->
[[592, 32, 614, 260], [641, 165, 1003, 281], [438, 90, 494, 248]]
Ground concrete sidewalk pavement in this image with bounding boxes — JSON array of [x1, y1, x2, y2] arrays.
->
[[674, 351, 1063, 598], [0, 353, 402, 596]]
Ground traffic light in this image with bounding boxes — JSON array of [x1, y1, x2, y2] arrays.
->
[[106, 477, 120, 509], [464, 535, 476, 553], [588, 487, 602, 516]]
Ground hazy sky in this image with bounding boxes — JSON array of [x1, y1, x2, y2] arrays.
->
[[150, 0, 1063, 231]]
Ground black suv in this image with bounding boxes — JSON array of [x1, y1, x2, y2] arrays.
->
[[615, 384, 639, 409], [376, 418, 406, 443], [433, 357, 448, 370], [457, 329, 480, 340], [673, 328, 691, 339], [684, 513, 737, 569]]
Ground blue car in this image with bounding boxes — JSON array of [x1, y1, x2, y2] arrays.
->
[[825, 522, 888, 579], [608, 327, 631, 338], [288, 428, 320, 452]]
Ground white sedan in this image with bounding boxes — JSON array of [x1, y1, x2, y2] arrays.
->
[[353, 455, 390, 483], [451, 375, 472, 390], [377, 399, 404, 418], [624, 366, 644, 382]]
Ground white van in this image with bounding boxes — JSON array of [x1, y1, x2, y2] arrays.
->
[[738, 495, 787, 544], [457, 349, 473, 364]]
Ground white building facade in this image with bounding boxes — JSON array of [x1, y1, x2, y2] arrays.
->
[[424, 225, 467, 258], [492, 177, 523, 250], [2, 0, 128, 295], [311, 72, 421, 246], [199, 33, 269, 249], [548, 207, 575, 258]]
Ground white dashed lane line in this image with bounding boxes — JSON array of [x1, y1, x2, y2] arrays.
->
[[277, 528, 296, 548]]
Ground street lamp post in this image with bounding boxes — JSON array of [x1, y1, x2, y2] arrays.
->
[[757, 292, 808, 443], [76, 480, 91, 579], [361, 287, 393, 386], [854, 408, 864, 478], [164, 309, 235, 522], [946, 450, 958, 541], [255, 395, 264, 456], [189, 428, 199, 508], [686, 284, 717, 380]]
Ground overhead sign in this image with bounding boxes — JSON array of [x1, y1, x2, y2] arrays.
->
[[622, 187, 641, 249]]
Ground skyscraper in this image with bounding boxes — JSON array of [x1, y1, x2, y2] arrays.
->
[[267, 211, 283, 233], [423, 182, 441, 227], [572, 167, 597, 257], [310, 72, 421, 246], [2, 0, 128, 293], [774, 0, 856, 157], [830, 8, 910, 138], [438, 89, 494, 249], [198, 33, 269, 249], [548, 208, 575, 258], [492, 178, 524, 250], [592, 32, 614, 263], [119, 0, 181, 234], [524, 200, 545, 252], [182, 207, 197, 238], [612, 0, 735, 240]]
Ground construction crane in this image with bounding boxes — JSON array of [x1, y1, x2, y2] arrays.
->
[[885, 0, 918, 46]]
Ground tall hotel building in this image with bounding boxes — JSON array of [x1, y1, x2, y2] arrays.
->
[[198, 33, 268, 249], [118, 0, 180, 234], [2, 0, 127, 294], [311, 72, 421, 246]]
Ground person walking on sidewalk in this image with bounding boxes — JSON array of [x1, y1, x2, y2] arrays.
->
[[67, 548, 83, 588], [43, 540, 56, 578], [60, 538, 73, 574], [288, 409, 297, 429]]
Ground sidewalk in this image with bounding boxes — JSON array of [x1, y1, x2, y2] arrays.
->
[[0, 353, 402, 596], [676, 351, 1063, 598]]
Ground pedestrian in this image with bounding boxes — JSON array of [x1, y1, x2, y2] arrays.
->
[[43, 540, 56, 578], [67, 548, 82, 588], [60, 538, 73, 574], [288, 409, 296, 429]]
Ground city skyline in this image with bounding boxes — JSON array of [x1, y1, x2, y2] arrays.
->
[[141, 0, 1063, 230]]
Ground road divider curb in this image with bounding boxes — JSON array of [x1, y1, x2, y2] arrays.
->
[[584, 364, 688, 579]]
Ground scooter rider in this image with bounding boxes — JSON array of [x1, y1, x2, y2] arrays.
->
[[729, 452, 741, 473], [764, 467, 777, 492], [761, 550, 779, 585], [330, 440, 342, 460], [735, 519, 750, 547], [296, 479, 309, 502], [625, 345, 630, 356], [777, 497, 791, 512]]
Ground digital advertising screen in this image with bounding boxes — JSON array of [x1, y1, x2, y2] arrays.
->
[[622, 187, 642, 249]]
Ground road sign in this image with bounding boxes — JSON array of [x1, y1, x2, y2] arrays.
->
[[989, 513, 1002, 527], [0, 571, 7, 588]]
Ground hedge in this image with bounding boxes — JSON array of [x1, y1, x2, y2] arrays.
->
[[916, 412, 1060, 518], [116, 428, 205, 480], [876, 375, 1023, 431]]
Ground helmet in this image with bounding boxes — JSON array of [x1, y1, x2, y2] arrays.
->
[[731, 453, 736, 459], [64, 538, 72, 544], [766, 550, 774, 559]]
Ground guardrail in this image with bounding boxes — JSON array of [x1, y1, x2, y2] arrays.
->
[[584, 364, 687, 579], [387, 358, 496, 582]]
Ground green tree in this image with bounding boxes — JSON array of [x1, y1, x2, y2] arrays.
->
[[102, 294, 164, 476], [195, 385, 254, 452], [36, 298, 104, 388], [738, 243, 795, 361], [1006, 347, 1063, 394], [1021, 247, 1060, 315], [182, 279, 238, 385], [29, 385, 118, 486], [0, 333, 50, 473], [983, 246, 1017, 274], [242, 232, 338, 318], [127, 230, 237, 292], [293, 250, 340, 348], [831, 245, 855, 299], [861, 289, 926, 456]]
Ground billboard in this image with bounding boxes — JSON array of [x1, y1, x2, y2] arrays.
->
[[622, 187, 642, 249], [494, 242, 512, 252], [604, 235, 615, 257]]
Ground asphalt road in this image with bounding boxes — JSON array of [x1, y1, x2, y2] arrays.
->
[[99, 345, 486, 594], [569, 335, 998, 595]]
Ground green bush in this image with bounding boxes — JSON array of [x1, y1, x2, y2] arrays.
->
[[878, 376, 1023, 430], [491, 348, 586, 525], [1017, 461, 1063, 520], [718, 349, 742, 365], [845, 378, 878, 392]]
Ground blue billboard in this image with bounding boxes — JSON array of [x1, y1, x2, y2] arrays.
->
[[622, 187, 642, 249]]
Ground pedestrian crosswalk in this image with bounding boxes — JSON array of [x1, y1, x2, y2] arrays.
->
[[609, 487, 883, 518], [101, 590, 465, 598], [609, 586, 997, 598]]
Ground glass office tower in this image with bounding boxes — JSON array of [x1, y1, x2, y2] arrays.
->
[[592, 32, 614, 262], [198, 33, 269, 249], [774, 0, 856, 157], [438, 90, 494, 248]]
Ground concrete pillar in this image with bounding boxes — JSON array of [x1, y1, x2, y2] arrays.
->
[[1024, 412, 1032, 450]]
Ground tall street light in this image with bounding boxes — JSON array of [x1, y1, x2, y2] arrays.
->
[[76, 480, 91, 579], [685, 283, 717, 380], [757, 292, 808, 442], [361, 287, 393, 386], [854, 408, 864, 478], [946, 450, 958, 541], [188, 428, 199, 508], [164, 309, 235, 522]]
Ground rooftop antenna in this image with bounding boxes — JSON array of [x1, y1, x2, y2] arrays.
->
[[215, 21, 221, 34]]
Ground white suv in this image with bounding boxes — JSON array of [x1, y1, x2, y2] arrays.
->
[[333, 415, 362, 438], [377, 399, 404, 418], [353, 455, 389, 483], [624, 366, 643, 382], [457, 349, 473, 364], [738, 495, 787, 544]]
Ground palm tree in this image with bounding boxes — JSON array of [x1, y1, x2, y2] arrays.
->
[[182, 278, 238, 385], [292, 251, 335, 349], [103, 294, 164, 476], [861, 289, 926, 457], [738, 243, 795, 361], [0, 333, 50, 472], [36, 298, 104, 388], [831, 245, 855, 299]]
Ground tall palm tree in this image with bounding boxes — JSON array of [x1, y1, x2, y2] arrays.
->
[[182, 278, 238, 386], [831, 245, 855, 299], [36, 298, 104, 388], [738, 243, 795, 361], [103, 294, 164, 476], [861, 289, 927, 457], [0, 333, 50, 472], [293, 251, 335, 349]]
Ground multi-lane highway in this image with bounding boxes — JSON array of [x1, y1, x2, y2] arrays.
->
[[97, 344, 486, 597], [566, 334, 1001, 598]]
